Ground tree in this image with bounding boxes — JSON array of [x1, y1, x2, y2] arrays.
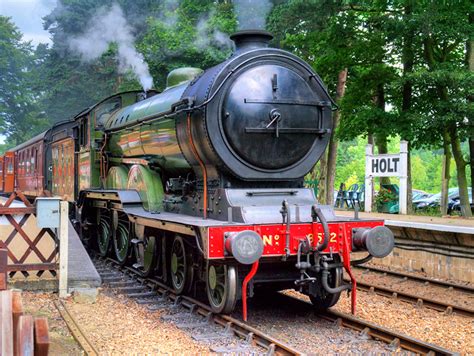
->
[[467, 11, 474, 206], [139, 0, 236, 90], [412, 2, 473, 216], [0, 16, 49, 146], [268, 0, 359, 204]]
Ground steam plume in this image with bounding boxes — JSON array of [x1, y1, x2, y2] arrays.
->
[[196, 11, 233, 52], [233, 0, 272, 30], [68, 3, 153, 91]]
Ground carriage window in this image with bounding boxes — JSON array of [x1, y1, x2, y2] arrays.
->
[[20, 151, 24, 174], [6, 158, 13, 174], [26, 149, 30, 174], [34, 148, 38, 173], [31, 149, 36, 174], [79, 119, 88, 147]]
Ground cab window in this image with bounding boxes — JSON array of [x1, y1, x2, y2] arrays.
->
[[79, 119, 88, 147]]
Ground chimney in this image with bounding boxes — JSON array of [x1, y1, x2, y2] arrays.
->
[[230, 30, 274, 53]]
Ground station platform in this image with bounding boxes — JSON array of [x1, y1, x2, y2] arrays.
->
[[336, 210, 474, 283], [67, 221, 101, 302], [336, 210, 474, 235]]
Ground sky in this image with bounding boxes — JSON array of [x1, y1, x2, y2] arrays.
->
[[0, 0, 56, 45]]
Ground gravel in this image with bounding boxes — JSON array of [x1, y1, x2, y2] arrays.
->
[[65, 290, 209, 355], [19, 260, 473, 354], [332, 290, 473, 354], [235, 291, 391, 354], [19, 291, 82, 355], [353, 266, 474, 311]]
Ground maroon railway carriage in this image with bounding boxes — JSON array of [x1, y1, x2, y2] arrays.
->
[[12, 132, 46, 197]]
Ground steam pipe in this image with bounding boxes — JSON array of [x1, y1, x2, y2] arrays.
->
[[321, 269, 352, 294], [350, 254, 373, 266], [312, 206, 329, 252]]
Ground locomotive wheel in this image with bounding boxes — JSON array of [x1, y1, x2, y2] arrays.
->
[[97, 217, 112, 257], [309, 263, 343, 310], [206, 263, 238, 314], [170, 236, 193, 294], [142, 235, 158, 276], [114, 221, 130, 265]]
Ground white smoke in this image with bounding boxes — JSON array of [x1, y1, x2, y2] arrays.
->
[[195, 11, 233, 52], [232, 0, 272, 30], [68, 3, 153, 91], [161, 0, 179, 29]]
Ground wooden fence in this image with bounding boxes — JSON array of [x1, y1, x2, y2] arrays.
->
[[0, 191, 59, 285]]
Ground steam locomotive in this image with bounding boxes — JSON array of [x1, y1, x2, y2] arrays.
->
[[0, 30, 394, 318]]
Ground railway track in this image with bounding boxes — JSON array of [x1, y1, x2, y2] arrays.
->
[[54, 299, 100, 356], [94, 257, 457, 355], [353, 280, 474, 318], [355, 265, 474, 293], [94, 257, 300, 355], [280, 293, 456, 356], [347, 267, 474, 318]]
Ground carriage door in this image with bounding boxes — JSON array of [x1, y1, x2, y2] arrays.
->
[[0, 156, 4, 192], [3, 152, 15, 193], [51, 138, 75, 201]]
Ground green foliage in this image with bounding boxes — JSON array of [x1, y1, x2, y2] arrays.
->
[[334, 137, 366, 188], [1, 0, 473, 206], [140, 0, 236, 90], [332, 136, 470, 195], [375, 188, 397, 205], [0, 16, 50, 147]]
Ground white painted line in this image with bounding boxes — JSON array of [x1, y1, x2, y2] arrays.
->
[[385, 219, 474, 234], [59, 201, 69, 298]]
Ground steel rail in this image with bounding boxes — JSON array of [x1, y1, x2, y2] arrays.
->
[[354, 265, 474, 293], [99, 258, 301, 355], [348, 279, 474, 318], [97, 257, 457, 355], [54, 299, 100, 356], [282, 294, 456, 356]]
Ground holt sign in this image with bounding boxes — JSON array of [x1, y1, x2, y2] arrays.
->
[[370, 155, 401, 177], [365, 141, 408, 214]]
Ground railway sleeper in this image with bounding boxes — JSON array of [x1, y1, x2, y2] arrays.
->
[[127, 291, 157, 299], [107, 280, 137, 288], [115, 286, 146, 294], [135, 297, 163, 305], [101, 276, 125, 284]]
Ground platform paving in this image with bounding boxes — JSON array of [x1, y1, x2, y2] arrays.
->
[[67, 221, 101, 302], [336, 210, 474, 234]]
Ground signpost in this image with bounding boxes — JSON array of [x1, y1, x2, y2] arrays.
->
[[365, 141, 408, 214]]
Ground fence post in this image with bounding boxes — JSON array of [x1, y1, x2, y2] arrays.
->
[[59, 201, 69, 298], [364, 144, 374, 213], [0, 247, 7, 291], [399, 141, 408, 215]]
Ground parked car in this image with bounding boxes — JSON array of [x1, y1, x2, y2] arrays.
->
[[414, 188, 471, 212], [448, 190, 473, 214], [412, 189, 431, 201], [382, 188, 430, 214]]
